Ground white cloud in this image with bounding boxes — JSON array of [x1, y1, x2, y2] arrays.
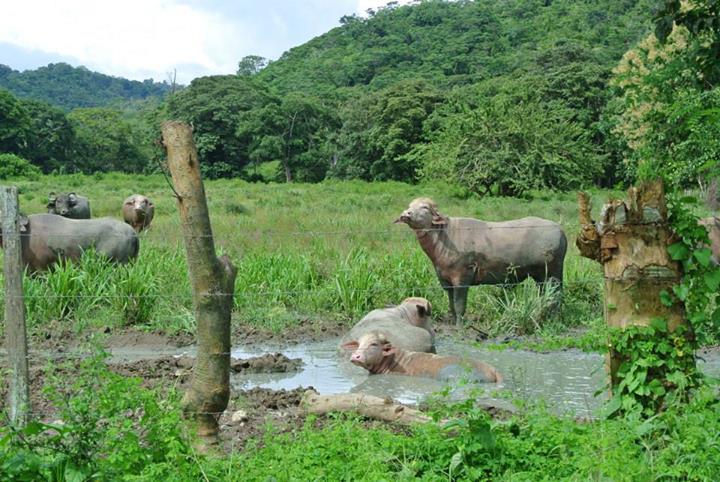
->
[[357, 0, 413, 16], [0, 0, 250, 83]]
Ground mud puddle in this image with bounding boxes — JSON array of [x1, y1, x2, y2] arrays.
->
[[231, 338, 720, 417]]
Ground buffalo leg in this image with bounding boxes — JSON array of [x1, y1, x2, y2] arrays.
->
[[444, 287, 456, 321], [453, 286, 469, 327]]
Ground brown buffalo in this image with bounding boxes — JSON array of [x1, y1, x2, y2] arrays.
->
[[396, 197, 567, 325], [342, 332, 502, 383], [122, 194, 155, 233]]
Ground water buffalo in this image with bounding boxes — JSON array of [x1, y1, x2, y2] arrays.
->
[[0, 213, 139, 272], [122, 194, 155, 233], [47, 192, 91, 219], [342, 332, 502, 383], [340, 297, 435, 354], [395, 198, 567, 326]]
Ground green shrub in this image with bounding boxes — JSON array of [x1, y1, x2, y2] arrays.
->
[[0, 153, 41, 180]]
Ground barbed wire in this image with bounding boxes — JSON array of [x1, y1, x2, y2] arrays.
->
[[0, 279, 608, 299], [0, 218, 666, 239]]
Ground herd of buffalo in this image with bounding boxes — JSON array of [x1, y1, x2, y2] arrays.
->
[[1, 192, 154, 273], [3, 192, 720, 386]]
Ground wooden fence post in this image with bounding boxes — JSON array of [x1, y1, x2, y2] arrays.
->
[[1, 186, 30, 426], [161, 122, 237, 447], [576, 180, 689, 389]]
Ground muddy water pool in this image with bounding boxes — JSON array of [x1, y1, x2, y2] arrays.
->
[[22, 336, 714, 418], [230, 338, 605, 415], [230, 339, 720, 416]]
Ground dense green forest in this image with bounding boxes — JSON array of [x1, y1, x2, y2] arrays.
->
[[0, 62, 170, 110], [1, 0, 718, 194]]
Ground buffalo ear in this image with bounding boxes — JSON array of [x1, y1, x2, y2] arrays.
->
[[19, 216, 29, 233], [47, 192, 56, 206], [416, 301, 431, 318], [431, 213, 447, 226], [68, 193, 77, 204], [341, 341, 359, 351]]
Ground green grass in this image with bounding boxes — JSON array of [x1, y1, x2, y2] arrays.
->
[[1, 173, 612, 339], [3, 353, 719, 480]]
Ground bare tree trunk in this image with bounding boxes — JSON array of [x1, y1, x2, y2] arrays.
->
[[576, 180, 689, 389], [162, 121, 237, 446], [1, 186, 30, 427]]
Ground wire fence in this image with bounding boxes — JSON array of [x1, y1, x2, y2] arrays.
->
[[0, 221, 663, 239]]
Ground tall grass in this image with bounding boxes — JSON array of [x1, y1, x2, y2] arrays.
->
[[0, 174, 608, 336]]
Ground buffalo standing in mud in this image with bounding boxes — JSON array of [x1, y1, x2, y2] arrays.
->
[[340, 297, 435, 354], [342, 332, 502, 383], [47, 192, 91, 219], [395, 198, 567, 326], [0, 213, 139, 273], [123, 194, 155, 233]]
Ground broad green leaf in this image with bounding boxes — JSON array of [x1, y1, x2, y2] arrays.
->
[[704, 269, 720, 291], [672, 283, 690, 301], [601, 396, 622, 418], [667, 242, 690, 260], [693, 248, 713, 267], [659, 290, 674, 307]]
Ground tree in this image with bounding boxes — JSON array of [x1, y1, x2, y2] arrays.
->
[[0, 89, 30, 154], [239, 92, 336, 182], [21, 99, 76, 172], [413, 77, 602, 196], [611, 20, 720, 189], [166, 75, 275, 178], [655, 0, 720, 88], [331, 80, 442, 181], [68, 108, 145, 173], [237, 55, 269, 77]]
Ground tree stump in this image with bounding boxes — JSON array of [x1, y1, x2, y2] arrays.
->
[[576, 180, 689, 389]]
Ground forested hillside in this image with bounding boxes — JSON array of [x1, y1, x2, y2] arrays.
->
[[0, 62, 170, 110], [261, 0, 656, 96], [2, 0, 717, 195]]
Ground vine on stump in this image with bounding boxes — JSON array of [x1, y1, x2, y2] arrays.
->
[[577, 181, 717, 417]]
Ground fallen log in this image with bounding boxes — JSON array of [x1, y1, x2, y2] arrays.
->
[[300, 390, 433, 425]]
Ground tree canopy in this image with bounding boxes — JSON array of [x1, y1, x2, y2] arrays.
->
[[0, 0, 677, 194]]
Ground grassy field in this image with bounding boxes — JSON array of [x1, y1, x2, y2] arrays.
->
[[0, 172, 611, 340], [3, 174, 720, 481]]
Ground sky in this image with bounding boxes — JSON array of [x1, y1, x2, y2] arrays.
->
[[0, 0, 412, 84]]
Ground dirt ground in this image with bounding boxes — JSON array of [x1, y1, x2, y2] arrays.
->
[[0, 318, 513, 451]]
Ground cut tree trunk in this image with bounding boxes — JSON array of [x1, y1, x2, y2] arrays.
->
[[576, 180, 690, 389], [162, 121, 237, 446]]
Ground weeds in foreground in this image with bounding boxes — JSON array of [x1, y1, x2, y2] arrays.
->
[[1, 352, 718, 480]]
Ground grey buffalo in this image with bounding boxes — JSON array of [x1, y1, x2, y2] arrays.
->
[[340, 297, 435, 354], [122, 194, 155, 233], [395, 197, 567, 326], [47, 192, 91, 219], [0, 213, 139, 272]]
